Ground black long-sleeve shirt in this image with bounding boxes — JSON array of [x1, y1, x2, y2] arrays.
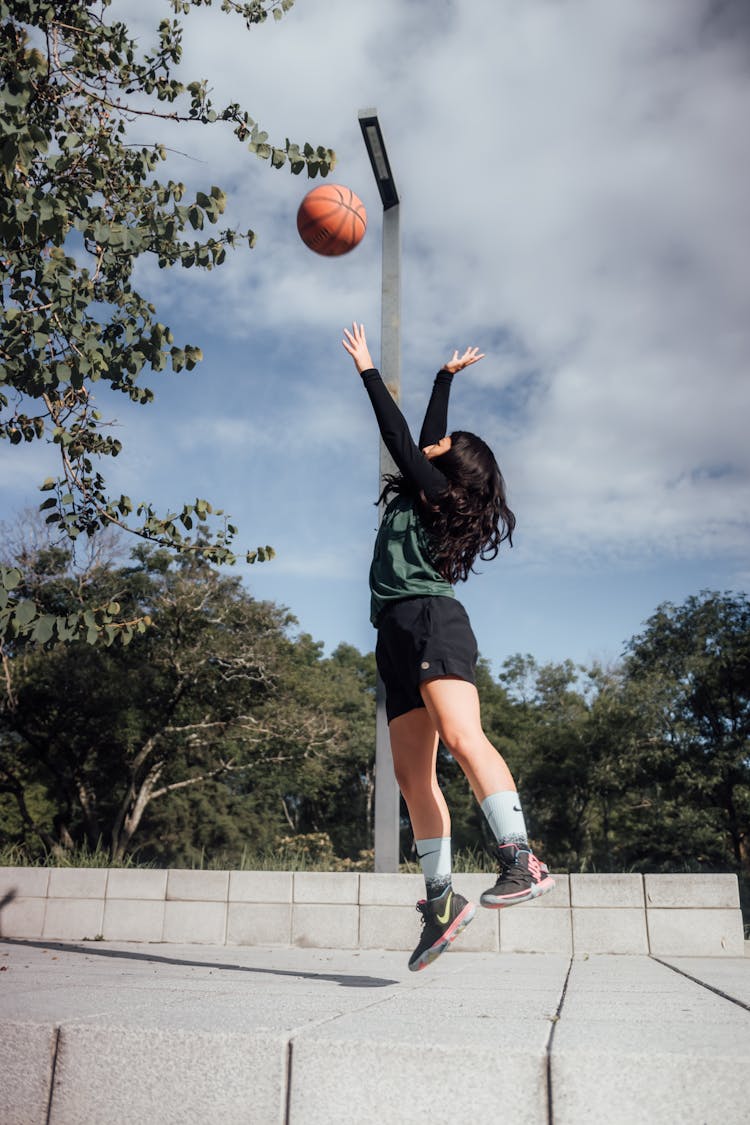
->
[[360, 367, 455, 624], [359, 367, 453, 502]]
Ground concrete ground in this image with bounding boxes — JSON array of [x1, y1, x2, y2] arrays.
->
[[1, 937, 750, 1125]]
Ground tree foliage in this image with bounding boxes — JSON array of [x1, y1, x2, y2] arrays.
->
[[0, 538, 372, 863], [488, 592, 750, 880], [0, 0, 335, 643], [1, 548, 747, 882], [622, 591, 750, 870]]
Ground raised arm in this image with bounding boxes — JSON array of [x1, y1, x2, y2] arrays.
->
[[342, 323, 448, 501], [419, 346, 485, 447]]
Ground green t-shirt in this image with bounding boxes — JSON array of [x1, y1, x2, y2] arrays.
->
[[369, 495, 454, 625]]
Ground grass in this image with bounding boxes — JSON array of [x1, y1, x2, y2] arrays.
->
[[0, 842, 151, 869], [0, 839, 495, 874]]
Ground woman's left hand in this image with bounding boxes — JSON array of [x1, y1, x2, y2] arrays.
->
[[444, 346, 485, 373], [342, 323, 375, 373]]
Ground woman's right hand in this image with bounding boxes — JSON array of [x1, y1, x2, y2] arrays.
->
[[342, 323, 375, 373], [444, 346, 485, 373]]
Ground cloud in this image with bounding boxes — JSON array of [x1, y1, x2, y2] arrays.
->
[[5, 0, 746, 671], [109, 0, 750, 570]]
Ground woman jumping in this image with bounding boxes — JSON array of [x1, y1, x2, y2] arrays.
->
[[342, 322, 554, 971]]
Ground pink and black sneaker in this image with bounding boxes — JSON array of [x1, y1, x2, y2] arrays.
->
[[408, 889, 476, 971], [480, 842, 555, 908]]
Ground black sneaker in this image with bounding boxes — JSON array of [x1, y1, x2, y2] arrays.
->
[[408, 889, 476, 972], [480, 843, 555, 909]]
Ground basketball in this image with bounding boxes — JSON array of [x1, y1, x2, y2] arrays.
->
[[297, 184, 367, 256]]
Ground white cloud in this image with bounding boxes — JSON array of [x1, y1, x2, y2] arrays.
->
[[95, 0, 750, 568], [5, 0, 747, 666]]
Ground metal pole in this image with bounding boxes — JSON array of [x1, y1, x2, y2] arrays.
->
[[374, 201, 401, 873], [358, 109, 401, 873]]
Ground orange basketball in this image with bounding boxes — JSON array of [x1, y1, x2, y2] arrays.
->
[[297, 184, 367, 256]]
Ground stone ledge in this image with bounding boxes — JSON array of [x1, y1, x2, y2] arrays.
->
[[0, 869, 743, 956]]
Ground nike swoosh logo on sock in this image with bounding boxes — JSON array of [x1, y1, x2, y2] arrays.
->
[[436, 892, 453, 925]]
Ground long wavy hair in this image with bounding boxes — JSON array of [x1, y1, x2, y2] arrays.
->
[[380, 430, 516, 583]]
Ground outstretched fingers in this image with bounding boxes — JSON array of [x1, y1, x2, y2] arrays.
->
[[445, 345, 485, 373], [342, 322, 374, 373]]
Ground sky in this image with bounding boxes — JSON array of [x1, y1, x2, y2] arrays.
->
[[2, 0, 750, 676]]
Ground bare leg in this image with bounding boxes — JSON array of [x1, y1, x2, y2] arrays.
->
[[388, 706, 449, 840], [419, 676, 516, 802], [418, 677, 554, 911]]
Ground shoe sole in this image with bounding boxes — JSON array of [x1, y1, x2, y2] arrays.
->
[[408, 901, 477, 972], [479, 875, 556, 910]]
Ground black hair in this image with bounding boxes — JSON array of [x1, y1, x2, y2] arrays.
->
[[380, 430, 515, 583]]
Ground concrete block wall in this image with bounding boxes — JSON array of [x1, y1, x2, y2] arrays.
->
[[0, 867, 744, 956]]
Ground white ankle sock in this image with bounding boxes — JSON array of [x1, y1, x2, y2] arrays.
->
[[480, 791, 529, 848], [415, 836, 452, 900]]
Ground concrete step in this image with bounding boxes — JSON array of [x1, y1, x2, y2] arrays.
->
[[1, 940, 749, 1124], [0, 868, 745, 957]]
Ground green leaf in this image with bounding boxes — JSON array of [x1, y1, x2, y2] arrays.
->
[[14, 600, 38, 629], [32, 615, 56, 644], [1, 568, 22, 591]]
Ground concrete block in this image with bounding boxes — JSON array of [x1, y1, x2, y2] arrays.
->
[[528, 872, 570, 907], [456, 872, 493, 904], [0, 866, 50, 898], [572, 908, 648, 955], [226, 903, 292, 946], [552, 955, 750, 1123], [0, 1021, 58, 1125], [455, 903, 500, 952], [289, 1034, 548, 1125], [162, 901, 227, 945], [647, 908, 745, 956], [660, 958, 750, 1007], [48, 1023, 288, 1125], [570, 873, 644, 908], [358, 872, 423, 906], [166, 869, 228, 902], [106, 868, 167, 900], [292, 904, 359, 949], [42, 898, 105, 941], [0, 897, 46, 939], [358, 905, 415, 950], [552, 1020, 750, 1125], [228, 870, 293, 903], [102, 899, 165, 943], [293, 872, 359, 904], [47, 868, 107, 899], [501, 906, 573, 955], [644, 873, 740, 909]]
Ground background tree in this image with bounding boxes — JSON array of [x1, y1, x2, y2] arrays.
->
[[621, 591, 750, 874], [0, 538, 357, 861], [134, 640, 378, 867], [497, 654, 599, 869], [0, 0, 335, 645], [494, 655, 666, 873], [279, 642, 376, 855]]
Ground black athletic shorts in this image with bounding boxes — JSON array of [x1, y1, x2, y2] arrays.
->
[[375, 595, 479, 723]]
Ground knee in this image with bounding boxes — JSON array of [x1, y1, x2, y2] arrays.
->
[[439, 727, 478, 768]]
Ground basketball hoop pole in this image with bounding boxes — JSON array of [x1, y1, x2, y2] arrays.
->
[[358, 109, 401, 874]]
